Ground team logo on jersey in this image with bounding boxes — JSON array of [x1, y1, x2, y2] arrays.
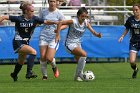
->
[[20, 23, 33, 27]]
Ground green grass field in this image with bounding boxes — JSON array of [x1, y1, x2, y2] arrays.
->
[[0, 62, 140, 93]]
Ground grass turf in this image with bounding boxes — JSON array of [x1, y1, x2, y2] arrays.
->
[[0, 62, 139, 93]]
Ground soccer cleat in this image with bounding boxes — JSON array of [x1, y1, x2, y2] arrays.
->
[[74, 73, 84, 81], [74, 77, 83, 81], [132, 68, 139, 78], [26, 71, 37, 79], [52, 67, 59, 78], [42, 76, 48, 80], [10, 73, 18, 82]]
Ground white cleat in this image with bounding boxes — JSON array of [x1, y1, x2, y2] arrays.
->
[[74, 73, 84, 81], [74, 77, 83, 81]]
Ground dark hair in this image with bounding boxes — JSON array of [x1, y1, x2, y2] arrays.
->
[[77, 7, 88, 17], [19, 1, 32, 14], [48, 0, 57, 2], [133, 4, 140, 9]]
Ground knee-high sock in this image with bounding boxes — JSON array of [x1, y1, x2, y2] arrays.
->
[[131, 63, 137, 70], [50, 58, 56, 68], [13, 63, 22, 76], [27, 54, 36, 74], [75, 57, 86, 77], [40, 61, 47, 76]]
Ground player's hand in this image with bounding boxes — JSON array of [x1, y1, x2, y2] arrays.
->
[[97, 33, 102, 38], [54, 29, 57, 33], [118, 36, 123, 42], [55, 33, 60, 43]]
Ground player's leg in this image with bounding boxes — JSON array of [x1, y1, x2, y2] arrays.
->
[[65, 43, 87, 81], [46, 48, 59, 78], [46, 41, 59, 78], [130, 51, 138, 78], [39, 45, 48, 80], [39, 36, 49, 80], [129, 43, 139, 78], [19, 45, 37, 79], [72, 47, 87, 81], [11, 40, 26, 81], [10, 53, 26, 81]]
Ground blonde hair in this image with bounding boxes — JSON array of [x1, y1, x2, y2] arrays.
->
[[19, 1, 32, 14]]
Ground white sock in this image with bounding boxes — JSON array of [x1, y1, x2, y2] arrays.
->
[[50, 58, 56, 68], [40, 61, 47, 76], [75, 57, 86, 77]]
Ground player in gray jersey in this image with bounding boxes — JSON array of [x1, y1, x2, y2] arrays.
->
[[39, 0, 67, 80], [56, 7, 102, 81]]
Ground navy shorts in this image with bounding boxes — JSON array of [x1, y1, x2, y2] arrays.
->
[[13, 39, 29, 53], [129, 42, 140, 52]]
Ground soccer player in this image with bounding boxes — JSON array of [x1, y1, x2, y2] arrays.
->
[[118, 4, 140, 78], [0, 1, 58, 81], [56, 7, 102, 81], [39, 0, 67, 80]]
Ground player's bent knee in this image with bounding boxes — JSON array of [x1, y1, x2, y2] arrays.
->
[[82, 52, 87, 57], [47, 57, 53, 62], [31, 50, 37, 55]]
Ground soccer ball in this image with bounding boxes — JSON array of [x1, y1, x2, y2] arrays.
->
[[83, 70, 95, 81]]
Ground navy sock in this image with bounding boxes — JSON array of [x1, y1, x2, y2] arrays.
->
[[131, 64, 136, 70], [27, 54, 36, 75], [13, 63, 22, 76]]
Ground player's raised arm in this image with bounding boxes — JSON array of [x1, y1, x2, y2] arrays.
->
[[87, 22, 102, 38], [0, 15, 9, 23]]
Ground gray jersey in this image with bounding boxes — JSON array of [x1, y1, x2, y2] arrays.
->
[[39, 8, 65, 40], [65, 17, 88, 45]]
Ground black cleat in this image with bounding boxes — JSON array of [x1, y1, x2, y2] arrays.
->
[[132, 68, 139, 78], [26, 71, 37, 79], [10, 73, 18, 82], [42, 76, 48, 80]]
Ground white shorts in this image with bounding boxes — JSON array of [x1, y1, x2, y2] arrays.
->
[[65, 43, 81, 53], [39, 36, 59, 50]]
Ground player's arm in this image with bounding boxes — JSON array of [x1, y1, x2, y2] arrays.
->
[[55, 20, 73, 43], [118, 29, 129, 42], [44, 20, 58, 25], [56, 20, 73, 33], [58, 18, 68, 31], [0, 15, 9, 22], [59, 24, 67, 31], [87, 22, 102, 38]]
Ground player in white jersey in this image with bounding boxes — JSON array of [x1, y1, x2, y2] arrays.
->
[[39, 0, 67, 80], [56, 7, 102, 81]]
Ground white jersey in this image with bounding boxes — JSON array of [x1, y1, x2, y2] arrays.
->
[[65, 17, 88, 45], [39, 8, 65, 41]]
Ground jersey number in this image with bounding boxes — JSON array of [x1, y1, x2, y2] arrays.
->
[[134, 29, 140, 34], [25, 28, 28, 33]]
